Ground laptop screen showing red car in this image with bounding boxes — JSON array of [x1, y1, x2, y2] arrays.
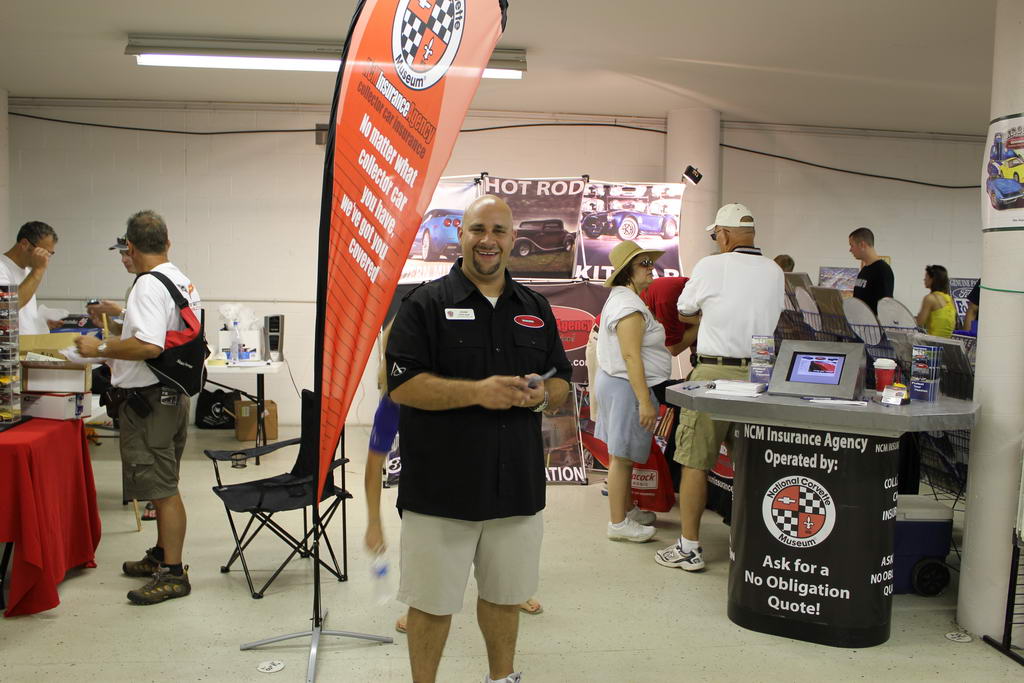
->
[[787, 354, 846, 386]]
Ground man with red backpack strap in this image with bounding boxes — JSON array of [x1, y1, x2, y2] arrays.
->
[[76, 210, 202, 605]]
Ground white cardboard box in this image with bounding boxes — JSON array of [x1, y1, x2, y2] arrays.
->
[[22, 392, 91, 420], [21, 362, 92, 393]]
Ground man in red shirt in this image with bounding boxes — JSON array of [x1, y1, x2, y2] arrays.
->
[[641, 276, 694, 356], [642, 276, 695, 493]]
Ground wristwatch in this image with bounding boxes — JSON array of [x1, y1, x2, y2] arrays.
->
[[532, 390, 549, 413], [97, 342, 108, 356]]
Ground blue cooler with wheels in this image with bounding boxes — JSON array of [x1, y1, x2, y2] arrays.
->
[[894, 495, 953, 595]]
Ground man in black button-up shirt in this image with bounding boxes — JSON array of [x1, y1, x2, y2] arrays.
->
[[387, 195, 571, 683]]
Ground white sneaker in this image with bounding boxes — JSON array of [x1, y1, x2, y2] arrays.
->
[[484, 673, 522, 683], [607, 517, 656, 543], [654, 542, 705, 571], [627, 505, 656, 525]]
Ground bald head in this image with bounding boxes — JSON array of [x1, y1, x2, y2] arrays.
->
[[464, 194, 512, 225]]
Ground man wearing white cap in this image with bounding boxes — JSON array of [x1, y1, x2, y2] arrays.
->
[[655, 203, 784, 572]]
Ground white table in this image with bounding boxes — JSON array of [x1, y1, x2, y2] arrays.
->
[[205, 361, 286, 452]]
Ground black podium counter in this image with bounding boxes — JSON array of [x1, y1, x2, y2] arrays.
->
[[666, 385, 978, 648]]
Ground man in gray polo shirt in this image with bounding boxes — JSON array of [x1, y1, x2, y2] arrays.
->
[[655, 203, 784, 572]]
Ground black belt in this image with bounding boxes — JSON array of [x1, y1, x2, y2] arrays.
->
[[698, 355, 750, 367], [118, 383, 163, 393]]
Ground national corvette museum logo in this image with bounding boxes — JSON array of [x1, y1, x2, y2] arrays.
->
[[762, 476, 836, 548], [392, 0, 465, 90]]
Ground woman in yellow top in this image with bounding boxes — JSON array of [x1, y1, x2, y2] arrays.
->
[[915, 264, 955, 337]]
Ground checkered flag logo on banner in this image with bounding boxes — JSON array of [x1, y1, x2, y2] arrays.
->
[[769, 484, 828, 539], [391, 0, 466, 90], [400, 0, 456, 71]]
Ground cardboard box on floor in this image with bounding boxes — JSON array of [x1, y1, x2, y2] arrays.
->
[[234, 399, 278, 442]]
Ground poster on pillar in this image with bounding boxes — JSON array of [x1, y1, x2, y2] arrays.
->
[[400, 177, 479, 284], [983, 114, 1024, 228], [576, 181, 683, 281], [478, 175, 586, 279]]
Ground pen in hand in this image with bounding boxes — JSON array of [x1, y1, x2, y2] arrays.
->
[[526, 367, 557, 389]]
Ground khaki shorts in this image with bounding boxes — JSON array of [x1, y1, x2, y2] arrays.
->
[[674, 362, 749, 471], [398, 510, 543, 616], [120, 386, 189, 501]]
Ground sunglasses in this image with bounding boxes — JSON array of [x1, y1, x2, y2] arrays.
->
[[635, 258, 655, 268]]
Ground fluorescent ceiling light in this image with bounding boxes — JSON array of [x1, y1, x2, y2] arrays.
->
[[481, 68, 523, 80], [127, 35, 526, 79], [135, 54, 343, 72]]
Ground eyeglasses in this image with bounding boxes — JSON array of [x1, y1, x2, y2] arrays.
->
[[710, 228, 725, 241], [28, 240, 56, 256], [636, 258, 655, 268]]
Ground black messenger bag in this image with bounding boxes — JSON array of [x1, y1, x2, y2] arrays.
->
[[137, 270, 210, 396]]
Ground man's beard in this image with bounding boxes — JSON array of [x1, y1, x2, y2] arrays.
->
[[472, 251, 502, 276]]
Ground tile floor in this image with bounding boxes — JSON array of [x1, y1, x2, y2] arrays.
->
[[0, 425, 1020, 682]]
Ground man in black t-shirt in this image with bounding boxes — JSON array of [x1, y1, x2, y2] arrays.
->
[[848, 227, 894, 314]]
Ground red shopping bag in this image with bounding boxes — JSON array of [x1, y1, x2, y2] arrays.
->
[[631, 439, 675, 512]]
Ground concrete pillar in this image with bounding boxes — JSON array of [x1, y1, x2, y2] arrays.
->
[[0, 89, 8, 244], [957, 0, 1024, 639], [665, 107, 720, 276]]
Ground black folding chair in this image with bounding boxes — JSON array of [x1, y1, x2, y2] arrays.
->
[[203, 389, 350, 599]]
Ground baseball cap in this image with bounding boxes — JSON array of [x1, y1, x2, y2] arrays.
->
[[108, 235, 127, 251], [705, 203, 755, 233]]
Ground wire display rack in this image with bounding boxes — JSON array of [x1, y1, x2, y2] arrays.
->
[[983, 532, 1024, 668], [780, 308, 974, 514]]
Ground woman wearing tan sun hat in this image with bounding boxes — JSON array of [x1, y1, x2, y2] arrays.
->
[[595, 240, 672, 543]]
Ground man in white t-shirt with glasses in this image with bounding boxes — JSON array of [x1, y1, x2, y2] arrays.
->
[[0, 221, 59, 334], [655, 203, 784, 573], [76, 210, 201, 605]]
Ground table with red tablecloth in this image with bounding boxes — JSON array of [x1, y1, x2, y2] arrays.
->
[[0, 418, 102, 617]]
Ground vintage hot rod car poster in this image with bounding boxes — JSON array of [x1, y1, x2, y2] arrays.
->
[[984, 114, 1024, 229], [480, 175, 585, 279], [575, 181, 684, 280]]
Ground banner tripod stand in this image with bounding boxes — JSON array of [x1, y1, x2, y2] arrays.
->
[[239, 429, 393, 682]]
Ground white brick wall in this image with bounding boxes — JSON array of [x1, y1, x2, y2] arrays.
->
[[721, 126, 984, 308], [9, 105, 984, 424]]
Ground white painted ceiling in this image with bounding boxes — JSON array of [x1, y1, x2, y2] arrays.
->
[[0, 0, 996, 134]]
